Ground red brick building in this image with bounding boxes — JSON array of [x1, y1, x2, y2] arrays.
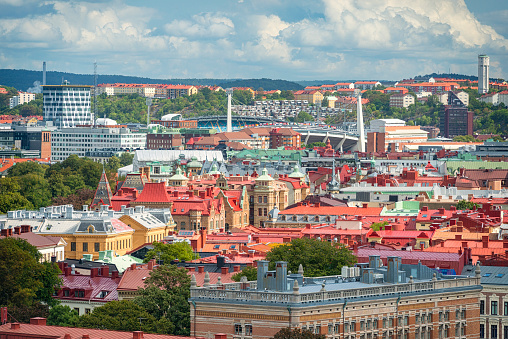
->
[[269, 128, 301, 148]]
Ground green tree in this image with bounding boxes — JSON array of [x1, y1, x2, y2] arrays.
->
[[134, 264, 191, 335], [231, 266, 258, 282], [17, 174, 52, 209], [120, 152, 135, 166], [370, 221, 388, 231], [47, 173, 71, 198], [144, 241, 197, 264], [272, 327, 326, 339], [453, 135, 477, 142], [106, 156, 121, 173], [7, 161, 46, 177], [0, 192, 34, 213], [63, 174, 86, 192], [78, 300, 164, 333], [47, 305, 80, 327], [295, 111, 314, 123], [266, 238, 356, 277], [0, 237, 62, 308], [52, 188, 95, 209], [305, 142, 326, 149], [456, 200, 480, 210]]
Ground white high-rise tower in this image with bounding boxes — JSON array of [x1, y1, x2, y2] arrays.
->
[[478, 54, 489, 94], [226, 88, 233, 132], [356, 91, 365, 152]]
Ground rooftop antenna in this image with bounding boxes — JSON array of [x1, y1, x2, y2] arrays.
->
[[94, 61, 98, 127]]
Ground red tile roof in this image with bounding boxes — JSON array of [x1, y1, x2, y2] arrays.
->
[[279, 205, 382, 216], [0, 322, 191, 339]]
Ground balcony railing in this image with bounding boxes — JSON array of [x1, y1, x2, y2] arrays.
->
[[190, 276, 480, 305]]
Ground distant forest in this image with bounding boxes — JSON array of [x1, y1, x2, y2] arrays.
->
[[0, 69, 241, 92], [218, 78, 303, 90], [0, 69, 300, 92]]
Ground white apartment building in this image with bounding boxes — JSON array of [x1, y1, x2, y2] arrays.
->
[[51, 126, 146, 162], [43, 84, 93, 128], [479, 92, 499, 105], [438, 91, 469, 106], [389, 93, 415, 108], [9, 92, 36, 108]]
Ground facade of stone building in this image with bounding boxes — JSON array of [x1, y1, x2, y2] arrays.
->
[[190, 257, 482, 339]]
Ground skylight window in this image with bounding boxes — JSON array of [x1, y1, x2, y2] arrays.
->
[[422, 215, 427, 218], [483, 273, 492, 277], [495, 273, 505, 278]]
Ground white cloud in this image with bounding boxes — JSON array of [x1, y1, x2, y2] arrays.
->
[[164, 13, 235, 38], [0, 0, 507, 79]]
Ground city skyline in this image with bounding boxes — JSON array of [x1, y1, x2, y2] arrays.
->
[[0, 0, 507, 81]]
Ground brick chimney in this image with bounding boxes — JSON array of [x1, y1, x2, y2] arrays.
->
[[455, 234, 462, 240], [189, 191, 194, 198], [421, 206, 428, 212], [133, 331, 144, 339], [90, 267, 98, 278], [111, 270, 119, 278], [233, 265, 240, 272], [438, 208, 445, 215], [221, 267, 228, 275], [101, 265, 109, 277], [82, 335, 90, 339], [30, 317, 47, 326], [198, 266, 204, 273], [11, 323, 20, 330]]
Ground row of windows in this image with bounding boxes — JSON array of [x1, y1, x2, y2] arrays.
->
[[480, 300, 508, 315], [70, 239, 131, 252], [480, 324, 508, 339]]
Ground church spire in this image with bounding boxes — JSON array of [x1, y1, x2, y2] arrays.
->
[[90, 170, 113, 210]]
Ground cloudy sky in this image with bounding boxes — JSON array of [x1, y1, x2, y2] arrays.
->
[[0, 0, 507, 81]]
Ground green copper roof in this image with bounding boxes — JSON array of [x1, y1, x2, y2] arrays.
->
[[256, 167, 274, 181], [187, 156, 203, 168], [209, 163, 221, 175], [288, 165, 305, 178], [169, 167, 188, 180]]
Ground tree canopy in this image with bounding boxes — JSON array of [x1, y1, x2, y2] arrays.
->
[[456, 200, 480, 210], [231, 266, 258, 282], [0, 237, 61, 308], [47, 305, 80, 327], [77, 300, 165, 333], [265, 238, 357, 277], [134, 264, 192, 335], [143, 241, 198, 264]]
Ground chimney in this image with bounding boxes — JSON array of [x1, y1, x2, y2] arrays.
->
[[315, 202, 321, 208], [438, 208, 445, 215], [198, 266, 204, 273], [362, 203, 368, 209], [147, 260, 154, 270], [221, 267, 228, 275], [30, 317, 47, 326], [283, 237, 291, 243], [13, 226, 20, 235], [450, 206, 456, 212], [233, 265, 240, 272], [118, 189, 123, 196], [82, 335, 90, 339], [462, 241, 467, 248], [133, 331, 144, 339], [421, 206, 428, 212], [111, 270, 119, 278], [189, 191, 194, 198], [133, 190, 138, 199], [64, 267, 71, 276], [455, 234, 462, 240], [11, 323, 20, 330], [101, 265, 110, 277], [64, 335, 71, 339], [90, 267, 98, 278], [130, 263, 137, 270]]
